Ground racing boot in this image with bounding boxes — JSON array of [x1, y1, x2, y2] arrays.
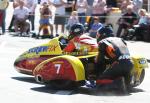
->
[[85, 80, 96, 88], [96, 79, 113, 90], [96, 77, 127, 93]]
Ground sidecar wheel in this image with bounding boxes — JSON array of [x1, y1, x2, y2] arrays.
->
[[136, 69, 145, 86], [131, 69, 145, 87]]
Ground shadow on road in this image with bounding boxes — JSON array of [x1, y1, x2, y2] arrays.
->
[[11, 76, 38, 84], [30, 85, 145, 96], [11, 76, 145, 96]]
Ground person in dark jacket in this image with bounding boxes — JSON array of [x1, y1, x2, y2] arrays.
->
[[94, 26, 133, 92]]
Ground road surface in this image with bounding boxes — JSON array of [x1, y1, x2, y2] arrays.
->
[[0, 34, 150, 103], [0, 2, 150, 103]]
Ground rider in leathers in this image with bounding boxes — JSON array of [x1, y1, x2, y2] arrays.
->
[[95, 26, 133, 90]]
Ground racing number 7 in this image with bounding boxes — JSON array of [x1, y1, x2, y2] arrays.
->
[[54, 64, 61, 74]]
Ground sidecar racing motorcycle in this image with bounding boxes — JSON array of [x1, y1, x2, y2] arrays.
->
[[14, 36, 148, 90]]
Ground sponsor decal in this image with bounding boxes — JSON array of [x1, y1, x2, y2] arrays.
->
[[28, 45, 58, 54], [63, 51, 87, 56]]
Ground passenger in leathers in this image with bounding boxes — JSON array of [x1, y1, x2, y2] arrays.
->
[[95, 26, 134, 90], [63, 23, 98, 53]]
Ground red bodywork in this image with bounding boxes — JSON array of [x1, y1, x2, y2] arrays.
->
[[14, 55, 76, 81], [33, 58, 76, 81], [14, 56, 54, 75]]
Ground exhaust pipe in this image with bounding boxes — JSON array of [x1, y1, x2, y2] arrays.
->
[[35, 75, 44, 83]]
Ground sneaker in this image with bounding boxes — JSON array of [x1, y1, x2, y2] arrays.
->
[[22, 32, 27, 36], [36, 34, 40, 39], [49, 35, 54, 39], [56, 34, 59, 37]]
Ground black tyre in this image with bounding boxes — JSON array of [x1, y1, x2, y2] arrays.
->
[[134, 69, 145, 87], [128, 69, 145, 88]]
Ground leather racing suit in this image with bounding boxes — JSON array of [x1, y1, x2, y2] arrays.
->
[[63, 34, 98, 53], [96, 37, 133, 83]]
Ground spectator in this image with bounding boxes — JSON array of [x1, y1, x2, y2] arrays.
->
[[116, 5, 138, 37], [0, 0, 9, 35], [133, 0, 143, 14], [13, 0, 30, 35], [40, 0, 51, 5], [66, 11, 79, 31], [92, 0, 107, 24], [38, 2, 53, 37], [106, 0, 117, 8], [51, 0, 69, 36], [65, 0, 75, 15], [25, 0, 37, 31], [138, 9, 149, 25], [89, 16, 103, 38], [8, 0, 20, 31], [134, 9, 150, 40], [75, 0, 88, 25], [120, 0, 133, 13], [86, 0, 94, 16]]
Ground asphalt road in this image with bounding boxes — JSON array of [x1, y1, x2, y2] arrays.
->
[[0, 33, 150, 103], [0, 2, 150, 103]]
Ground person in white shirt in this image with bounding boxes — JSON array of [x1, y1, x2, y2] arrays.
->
[[13, 0, 30, 34], [8, 0, 20, 31], [51, 0, 68, 35], [25, 0, 37, 31], [92, 0, 107, 24], [133, 0, 143, 14]]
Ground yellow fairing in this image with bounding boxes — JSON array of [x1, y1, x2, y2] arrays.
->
[[22, 37, 62, 58], [38, 37, 62, 55], [34, 55, 85, 81], [131, 55, 148, 80]]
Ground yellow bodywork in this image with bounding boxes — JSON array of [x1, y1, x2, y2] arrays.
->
[[131, 55, 148, 81]]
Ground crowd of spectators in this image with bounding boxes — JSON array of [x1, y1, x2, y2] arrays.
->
[[0, 0, 150, 41]]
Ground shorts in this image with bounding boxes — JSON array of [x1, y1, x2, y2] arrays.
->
[[54, 15, 66, 25], [39, 18, 50, 25]]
